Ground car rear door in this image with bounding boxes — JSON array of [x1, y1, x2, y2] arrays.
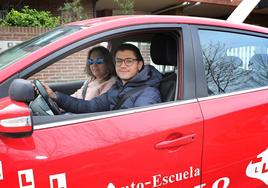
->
[[192, 26, 268, 187]]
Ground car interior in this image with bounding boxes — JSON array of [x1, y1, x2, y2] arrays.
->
[[8, 29, 181, 123]]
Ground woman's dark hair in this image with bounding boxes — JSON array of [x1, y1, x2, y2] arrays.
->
[[115, 43, 144, 62], [85, 46, 116, 81]]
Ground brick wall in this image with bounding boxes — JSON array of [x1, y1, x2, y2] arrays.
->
[[0, 26, 50, 41], [28, 49, 89, 83], [0, 26, 88, 83]]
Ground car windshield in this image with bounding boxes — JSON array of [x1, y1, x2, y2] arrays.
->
[[0, 25, 82, 71]]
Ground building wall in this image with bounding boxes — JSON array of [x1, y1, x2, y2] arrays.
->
[[28, 49, 89, 84], [0, 26, 50, 41], [0, 26, 88, 83]]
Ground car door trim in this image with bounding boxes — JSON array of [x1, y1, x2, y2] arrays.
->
[[197, 86, 268, 101], [34, 99, 198, 130]]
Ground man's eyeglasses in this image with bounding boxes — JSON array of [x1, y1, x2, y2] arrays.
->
[[87, 58, 104, 65], [115, 58, 138, 67]]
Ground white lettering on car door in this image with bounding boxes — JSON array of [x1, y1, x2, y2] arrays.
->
[[107, 166, 200, 188], [0, 161, 3, 180], [49, 173, 67, 188], [18, 169, 35, 188]]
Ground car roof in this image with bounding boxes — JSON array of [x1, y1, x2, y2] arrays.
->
[[67, 15, 268, 35]]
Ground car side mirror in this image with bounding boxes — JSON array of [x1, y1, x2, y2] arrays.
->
[[9, 79, 35, 102], [0, 97, 33, 137]]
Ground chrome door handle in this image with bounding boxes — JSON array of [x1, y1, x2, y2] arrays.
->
[[155, 134, 195, 150]]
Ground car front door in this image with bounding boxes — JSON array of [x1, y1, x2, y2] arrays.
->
[[0, 101, 204, 188], [0, 24, 204, 188]]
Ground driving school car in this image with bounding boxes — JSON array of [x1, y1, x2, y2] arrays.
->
[[0, 15, 268, 188]]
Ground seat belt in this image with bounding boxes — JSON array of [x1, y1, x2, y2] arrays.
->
[[112, 85, 148, 110], [82, 80, 89, 100]]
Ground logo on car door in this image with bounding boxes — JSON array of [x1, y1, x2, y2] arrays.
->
[[246, 148, 268, 185]]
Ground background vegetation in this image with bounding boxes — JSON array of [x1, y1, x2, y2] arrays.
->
[[59, 0, 87, 24], [0, 6, 60, 28], [114, 0, 135, 15]]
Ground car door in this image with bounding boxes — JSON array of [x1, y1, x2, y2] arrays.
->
[[0, 23, 204, 188], [193, 26, 268, 187], [0, 101, 203, 188]]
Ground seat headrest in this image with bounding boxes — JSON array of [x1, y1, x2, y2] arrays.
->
[[221, 56, 243, 67], [150, 34, 177, 66], [249, 54, 268, 70]]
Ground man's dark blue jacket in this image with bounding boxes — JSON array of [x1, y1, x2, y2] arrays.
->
[[55, 65, 162, 113]]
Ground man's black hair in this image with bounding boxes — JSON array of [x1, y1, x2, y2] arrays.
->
[[115, 43, 144, 62]]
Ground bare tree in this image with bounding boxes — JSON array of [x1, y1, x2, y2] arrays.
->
[[202, 42, 249, 94]]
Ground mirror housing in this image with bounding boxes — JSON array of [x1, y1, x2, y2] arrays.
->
[[0, 97, 33, 136], [9, 79, 35, 102]]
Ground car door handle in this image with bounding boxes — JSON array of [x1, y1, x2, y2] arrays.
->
[[155, 134, 196, 150]]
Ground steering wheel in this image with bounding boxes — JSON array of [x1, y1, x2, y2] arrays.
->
[[33, 80, 61, 115]]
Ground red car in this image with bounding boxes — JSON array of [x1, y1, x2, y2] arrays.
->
[[0, 15, 268, 188]]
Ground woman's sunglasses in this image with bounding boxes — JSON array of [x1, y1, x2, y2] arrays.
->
[[87, 58, 104, 65]]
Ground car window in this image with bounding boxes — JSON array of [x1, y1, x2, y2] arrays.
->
[[24, 30, 180, 120], [199, 30, 268, 95], [0, 26, 81, 71]]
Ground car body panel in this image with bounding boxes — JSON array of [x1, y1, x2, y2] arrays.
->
[[199, 89, 268, 187], [0, 101, 203, 187], [0, 97, 32, 133]]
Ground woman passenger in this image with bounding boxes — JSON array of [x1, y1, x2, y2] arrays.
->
[[71, 46, 116, 100]]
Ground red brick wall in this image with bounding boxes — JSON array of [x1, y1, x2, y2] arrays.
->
[[0, 26, 88, 83], [0, 26, 50, 41], [29, 49, 89, 83]]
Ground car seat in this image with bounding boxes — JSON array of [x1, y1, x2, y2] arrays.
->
[[248, 53, 268, 86], [150, 33, 177, 102], [248, 54, 268, 71]]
